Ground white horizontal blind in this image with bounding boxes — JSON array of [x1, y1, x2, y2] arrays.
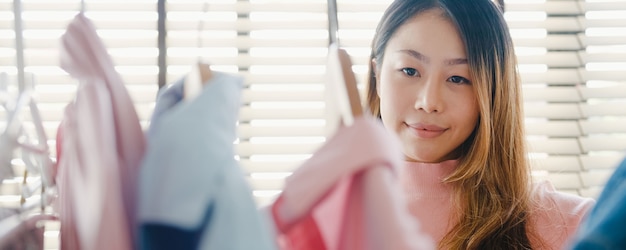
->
[[578, 0, 626, 196], [1, 0, 626, 249], [507, 0, 589, 195], [165, 0, 393, 205], [507, 0, 626, 197], [0, 0, 159, 249], [0, 0, 159, 188]]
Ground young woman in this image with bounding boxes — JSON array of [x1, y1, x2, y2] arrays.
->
[[365, 0, 594, 249]]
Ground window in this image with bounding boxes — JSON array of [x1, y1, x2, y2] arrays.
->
[[1, 0, 626, 248]]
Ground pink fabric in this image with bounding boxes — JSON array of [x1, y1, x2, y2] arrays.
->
[[55, 13, 146, 250], [271, 116, 435, 250], [402, 161, 595, 249]]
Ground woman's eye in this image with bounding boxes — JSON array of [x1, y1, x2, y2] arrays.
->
[[448, 75, 470, 84], [401, 68, 419, 77]]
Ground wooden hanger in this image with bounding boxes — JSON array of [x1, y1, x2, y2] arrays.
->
[[326, 45, 363, 126], [184, 62, 212, 100], [325, 0, 362, 134], [198, 62, 212, 84]]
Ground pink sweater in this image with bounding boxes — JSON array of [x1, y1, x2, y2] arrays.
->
[[402, 160, 595, 250]]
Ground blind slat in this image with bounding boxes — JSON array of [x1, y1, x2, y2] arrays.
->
[[530, 156, 581, 172], [527, 138, 581, 155], [580, 136, 626, 152], [535, 173, 582, 190], [582, 2, 626, 11], [239, 107, 324, 120], [579, 36, 626, 47], [523, 86, 581, 102], [507, 2, 580, 15], [580, 120, 626, 134], [524, 103, 581, 119], [580, 154, 625, 170], [508, 17, 581, 32], [518, 52, 581, 68], [240, 160, 300, 173], [238, 125, 324, 138], [237, 142, 320, 156], [514, 35, 581, 50], [580, 170, 613, 188], [581, 103, 626, 117], [580, 86, 626, 99], [521, 69, 581, 84], [526, 121, 581, 137], [247, 178, 284, 191]]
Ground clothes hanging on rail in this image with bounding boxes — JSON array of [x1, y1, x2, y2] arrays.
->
[[137, 73, 277, 250], [570, 157, 626, 249], [55, 13, 146, 250], [147, 76, 183, 137], [270, 116, 435, 250]]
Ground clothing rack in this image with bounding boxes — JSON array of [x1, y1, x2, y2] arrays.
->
[[0, 0, 57, 248], [13, 0, 25, 92]]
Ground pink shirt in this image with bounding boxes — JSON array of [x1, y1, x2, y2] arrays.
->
[[402, 160, 595, 250], [272, 116, 435, 250]]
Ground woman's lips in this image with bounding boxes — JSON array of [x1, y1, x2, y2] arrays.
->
[[405, 122, 447, 138]]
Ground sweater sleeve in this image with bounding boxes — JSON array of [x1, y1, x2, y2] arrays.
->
[[529, 181, 595, 250]]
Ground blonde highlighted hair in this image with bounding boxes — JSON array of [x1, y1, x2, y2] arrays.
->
[[366, 0, 535, 249]]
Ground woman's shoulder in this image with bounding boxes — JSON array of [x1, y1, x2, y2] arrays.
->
[[530, 180, 595, 215], [528, 180, 595, 249]]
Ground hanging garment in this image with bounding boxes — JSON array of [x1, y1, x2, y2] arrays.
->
[[147, 77, 184, 137], [56, 13, 146, 250], [271, 116, 435, 250], [137, 72, 277, 250], [401, 160, 595, 249], [570, 157, 626, 249]]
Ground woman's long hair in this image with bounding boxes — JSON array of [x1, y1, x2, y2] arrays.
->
[[365, 0, 534, 249]]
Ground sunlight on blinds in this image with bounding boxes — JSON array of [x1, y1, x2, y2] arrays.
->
[[2, 0, 626, 249], [507, 0, 587, 195], [578, 0, 626, 197], [1, 1, 158, 249]]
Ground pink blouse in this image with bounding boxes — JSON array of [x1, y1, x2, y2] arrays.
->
[[55, 13, 145, 250]]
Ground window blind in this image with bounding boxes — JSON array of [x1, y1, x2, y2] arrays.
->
[[166, 0, 394, 205], [0, 1, 159, 249], [1, 0, 626, 249], [577, 0, 626, 196], [508, 0, 589, 195], [506, 0, 626, 198]]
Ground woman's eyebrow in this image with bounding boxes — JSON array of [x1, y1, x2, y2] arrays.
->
[[397, 49, 430, 64], [397, 49, 467, 65], [445, 58, 468, 65]]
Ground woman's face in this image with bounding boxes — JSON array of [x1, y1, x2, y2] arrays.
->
[[374, 9, 479, 163]]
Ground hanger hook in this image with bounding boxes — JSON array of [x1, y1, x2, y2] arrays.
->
[[197, 2, 209, 54], [327, 0, 339, 46], [81, 0, 85, 13]]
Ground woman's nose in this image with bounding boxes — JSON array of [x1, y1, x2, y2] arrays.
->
[[414, 77, 443, 113]]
